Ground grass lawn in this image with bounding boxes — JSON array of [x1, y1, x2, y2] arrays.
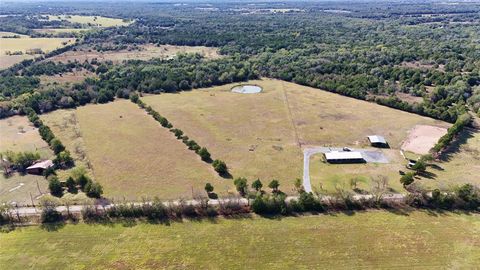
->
[[43, 15, 131, 27], [0, 173, 48, 205], [1, 211, 479, 269], [309, 149, 406, 194], [142, 78, 450, 193], [74, 100, 230, 200]]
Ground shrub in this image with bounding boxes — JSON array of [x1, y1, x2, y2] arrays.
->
[[197, 147, 211, 161], [204, 183, 214, 193], [49, 138, 65, 154], [48, 176, 63, 197], [251, 179, 263, 192], [268, 179, 280, 193], [212, 159, 228, 175], [233, 177, 248, 196], [65, 177, 77, 193], [41, 208, 63, 223], [54, 150, 74, 168], [170, 128, 184, 139], [86, 182, 103, 198], [400, 172, 415, 187]]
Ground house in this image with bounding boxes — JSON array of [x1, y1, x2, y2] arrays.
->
[[367, 135, 389, 148], [26, 160, 54, 175], [324, 151, 365, 164]]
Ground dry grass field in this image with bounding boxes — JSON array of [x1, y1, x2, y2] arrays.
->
[[33, 28, 88, 35], [43, 15, 131, 27], [40, 109, 93, 179], [0, 37, 74, 69], [142, 78, 450, 192], [0, 37, 74, 55], [0, 31, 28, 38], [0, 116, 53, 205], [0, 116, 52, 157], [73, 100, 229, 199], [49, 44, 221, 63], [1, 211, 479, 269], [39, 70, 96, 86], [418, 128, 480, 190], [143, 79, 304, 191]]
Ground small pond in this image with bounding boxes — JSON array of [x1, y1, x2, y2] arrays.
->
[[231, 85, 262, 94]]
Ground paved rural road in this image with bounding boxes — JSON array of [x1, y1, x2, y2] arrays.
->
[[302, 147, 390, 193]]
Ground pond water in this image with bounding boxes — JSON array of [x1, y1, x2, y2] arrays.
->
[[231, 85, 262, 94]]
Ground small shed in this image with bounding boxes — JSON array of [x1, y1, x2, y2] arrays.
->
[[324, 151, 365, 164], [367, 135, 389, 148], [26, 160, 54, 175]]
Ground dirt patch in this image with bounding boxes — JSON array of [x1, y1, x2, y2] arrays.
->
[[401, 125, 448, 154]]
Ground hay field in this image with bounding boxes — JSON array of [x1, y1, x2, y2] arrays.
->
[[49, 44, 221, 63], [1, 211, 479, 269], [0, 31, 28, 38], [0, 37, 74, 69], [142, 78, 450, 192], [74, 100, 229, 199], [0, 37, 74, 55], [43, 15, 131, 27], [143, 79, 304, 190]]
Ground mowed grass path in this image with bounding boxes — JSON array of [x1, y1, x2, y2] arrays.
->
[[76, 100, 229, 199], [142, 78, 450, 192], [1, 211, 479, 269]]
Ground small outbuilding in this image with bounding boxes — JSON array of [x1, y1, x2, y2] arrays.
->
[[367, 135, 389, 148], [26, 160, 54, 175], [324, 151, 365, 164]]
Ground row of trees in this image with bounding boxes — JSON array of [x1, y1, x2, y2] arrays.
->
[[432, 113, 473, 154], [130, 93, 229, 176]]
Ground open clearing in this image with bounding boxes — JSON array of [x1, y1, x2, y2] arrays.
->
[[1, 211, 479, 269], [401, 125, 448, 154], [418, 128, 480, 190], [0, 37, 74, 69], [0, 116, 52, 205], [0, 115, 52, 157], [48, 44, 221, 63], [71, 100, 229, 199], [42, 15, 131, 27], [33, 28, 88, 35], [142, 78, 450, 193]]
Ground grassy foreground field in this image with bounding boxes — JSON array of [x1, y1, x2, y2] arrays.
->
[[1, 211, 479, 269], [142, 79, 450, 192], [73, 100, 229, 199]]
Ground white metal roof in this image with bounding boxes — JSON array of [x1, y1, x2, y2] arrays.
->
[[367, 135, 387, 144], [27, 160, 54, 170], [324, 151, 364, 160]]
